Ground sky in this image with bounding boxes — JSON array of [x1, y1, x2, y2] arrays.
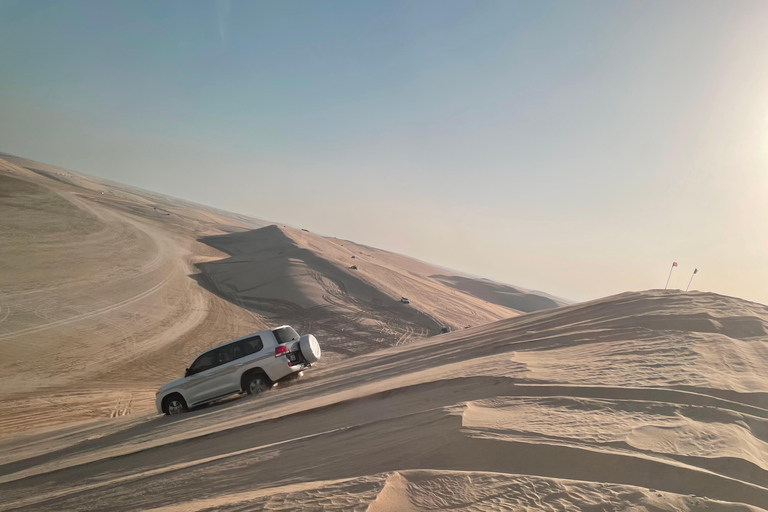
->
[[1, 0, 767, 305]]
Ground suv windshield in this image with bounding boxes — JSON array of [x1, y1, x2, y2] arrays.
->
[[272, 326, 300, 344]]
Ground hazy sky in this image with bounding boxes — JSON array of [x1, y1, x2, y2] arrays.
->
[[2, 0, 767, 304]]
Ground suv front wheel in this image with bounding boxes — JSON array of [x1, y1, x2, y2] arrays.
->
[[162, 394, 188, 415]]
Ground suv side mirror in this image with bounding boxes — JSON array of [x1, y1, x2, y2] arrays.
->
[[184, 367, 191, 377]]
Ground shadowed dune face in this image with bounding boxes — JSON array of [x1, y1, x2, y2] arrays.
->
[[195, 225, 518, 360], [1, 290, 767, 511]]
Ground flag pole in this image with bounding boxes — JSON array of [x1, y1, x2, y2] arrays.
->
[[665, 262, 676, 289], [686, 268, 698, 291]]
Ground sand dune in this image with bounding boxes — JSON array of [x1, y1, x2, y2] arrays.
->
[[4, 153, 766, 510], [0, 290, 766, 511], [0, 156, 271, 434], [0, 154, 554, 433], [431, 274, 568, 312], [196, 225, 517, 360]]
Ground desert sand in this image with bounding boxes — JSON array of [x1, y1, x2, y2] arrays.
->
[[2, 154, 767, 511], [0, 289, 766, 510], [0, 154, 552, 434]]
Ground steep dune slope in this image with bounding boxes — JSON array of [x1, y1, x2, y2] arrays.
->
[[1, 154, 549, 433], [0, 156, 270, 434], [196, 225, 516, 359], [1, 290, 766, 511]]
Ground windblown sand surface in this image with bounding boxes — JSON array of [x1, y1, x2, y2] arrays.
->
[[0, 290, 766, 511], [3, 153, 766, 510], [0, 154, 552, 433]]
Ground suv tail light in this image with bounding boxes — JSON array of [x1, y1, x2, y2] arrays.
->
[[275, 345, 289, 358]]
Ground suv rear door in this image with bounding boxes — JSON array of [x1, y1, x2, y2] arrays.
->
[[234, 335, 270, 381]]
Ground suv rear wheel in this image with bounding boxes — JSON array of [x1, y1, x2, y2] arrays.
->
[[244, 373, 270, 395]]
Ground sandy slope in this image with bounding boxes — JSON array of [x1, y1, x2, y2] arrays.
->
[[195, 225, 516, 360], [0, 156, 270, 433], [431, 274, 569, 312], [0, 290, 766, 511], [0, 154, 558, 434]]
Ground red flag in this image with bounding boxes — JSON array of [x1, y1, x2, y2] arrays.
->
[[665, 262, 678, 289]]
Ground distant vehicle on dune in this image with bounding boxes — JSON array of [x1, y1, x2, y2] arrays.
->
[[401, 297, 410, 304]]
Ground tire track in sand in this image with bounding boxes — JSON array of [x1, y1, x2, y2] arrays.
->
[[0, 272, 175, 342]]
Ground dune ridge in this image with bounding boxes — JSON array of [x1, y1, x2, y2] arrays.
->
[[431, 274, 568, 312]]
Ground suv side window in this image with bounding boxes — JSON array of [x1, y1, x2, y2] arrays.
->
[[238, 336, 263, 356], [214, 343, 243, 366], [189, 351, 215, 375]]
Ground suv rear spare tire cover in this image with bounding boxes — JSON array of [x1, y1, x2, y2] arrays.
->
[[299, 334, 321, 363]]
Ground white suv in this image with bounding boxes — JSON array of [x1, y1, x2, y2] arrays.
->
[[156, 325, 321, 415]]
